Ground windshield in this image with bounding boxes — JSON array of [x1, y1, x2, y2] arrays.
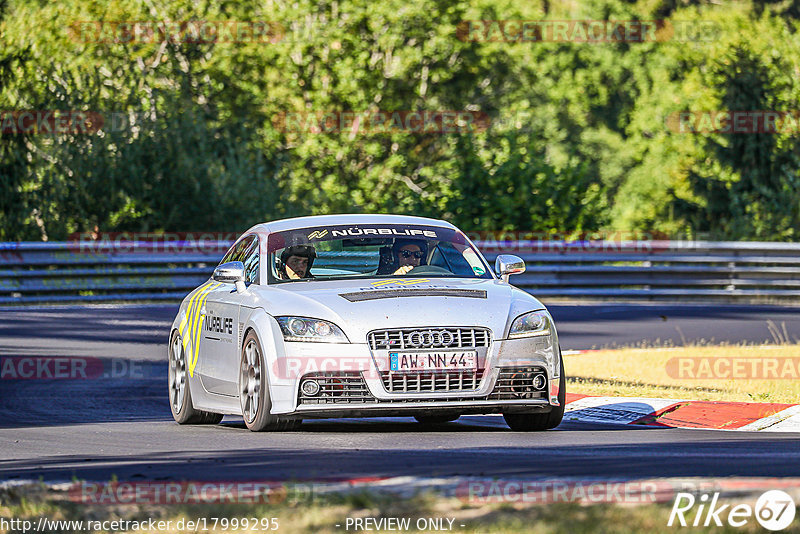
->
[[266, 224, 492, 283]]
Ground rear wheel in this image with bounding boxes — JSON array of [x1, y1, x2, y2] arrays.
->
[[239, 331, 301, 432], [503, 349, 566, 431], [414, 414, 460, 425], [168, 330, 223, 425]]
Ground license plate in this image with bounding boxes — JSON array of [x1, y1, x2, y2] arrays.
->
[[389, 351, 477, 372]]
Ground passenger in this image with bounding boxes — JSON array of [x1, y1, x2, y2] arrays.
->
[[278, 245, 316, 279]]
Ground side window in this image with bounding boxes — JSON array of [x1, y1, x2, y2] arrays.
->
[[242, 236, 260, 284], [220, 236, 252, 265], [220, 245, 236, 265]]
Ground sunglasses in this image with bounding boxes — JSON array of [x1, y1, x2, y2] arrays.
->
[[400, 250, 424, 259]]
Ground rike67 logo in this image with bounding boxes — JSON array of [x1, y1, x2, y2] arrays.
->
[[669, 490, 796, 531]]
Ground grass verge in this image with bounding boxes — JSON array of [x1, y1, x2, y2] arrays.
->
[[565, 344, 800, 403]]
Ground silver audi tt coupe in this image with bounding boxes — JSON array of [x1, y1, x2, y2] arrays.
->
[[168, 214, 565, 431]]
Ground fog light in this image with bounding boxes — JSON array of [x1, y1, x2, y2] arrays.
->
[[532, 373, 547, 391], [301, 380, 320, 396]]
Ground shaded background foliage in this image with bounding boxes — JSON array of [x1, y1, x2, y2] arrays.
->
[[1, 0, 799, 241]]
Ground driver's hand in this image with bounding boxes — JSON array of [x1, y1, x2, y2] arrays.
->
[[393, 265, 414, 275]]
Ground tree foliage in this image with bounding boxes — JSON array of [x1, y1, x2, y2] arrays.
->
[[0, 0, 799, 240]]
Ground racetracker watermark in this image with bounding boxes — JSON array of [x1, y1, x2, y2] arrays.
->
[[275, 356, 381, 379], [457, 20, 721, 43], [69, 481, 294, 505], [667, 111, 800, 134], [273, 355, 547, 381], [464, 231, 699, 253], [0, 111, 235, 136], [68, 21, 284, 43], [0, 111, 103, 135], [458, 480, 677, 504], [0, 111, 162, 136], [2, 517, 278, 532], [272, 110, 490, 134], [0, 357, 144, 380], [68, 232, 237, 254], [666, 357, 800, 380]]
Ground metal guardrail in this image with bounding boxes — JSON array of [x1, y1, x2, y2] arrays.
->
[[2, 240, 800, 304]]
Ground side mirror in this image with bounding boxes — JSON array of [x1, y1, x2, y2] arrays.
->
[[495, 254, 526, 283], [213, 261, 247, 292]]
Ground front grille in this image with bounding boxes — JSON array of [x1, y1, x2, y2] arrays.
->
[[368, 327, 491, 350], [380, 370, 485, 393], [298, 372, 377, 404], [488, 366, 548, 400]]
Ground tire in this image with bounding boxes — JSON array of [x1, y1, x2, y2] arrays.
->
[[414, 414, 460, 425], [168, 330, 223, 425], [239, 330, 301, 432], [503, 348, 566, 431]]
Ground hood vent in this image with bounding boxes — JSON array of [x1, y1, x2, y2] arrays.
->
[[340, 288, 487, 302]]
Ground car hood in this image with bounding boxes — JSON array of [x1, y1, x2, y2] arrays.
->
[[251, 278, 544, 342]]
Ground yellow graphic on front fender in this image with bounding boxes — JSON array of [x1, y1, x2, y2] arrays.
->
[[178, 281, 221, 377]]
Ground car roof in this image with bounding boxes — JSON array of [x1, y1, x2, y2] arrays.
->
[[244, 214, 458, 236]]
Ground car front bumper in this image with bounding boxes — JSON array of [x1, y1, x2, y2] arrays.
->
[[268, 332, 561, 417]]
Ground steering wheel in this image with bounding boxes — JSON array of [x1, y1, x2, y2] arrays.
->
[[406, 265, 452, 275]]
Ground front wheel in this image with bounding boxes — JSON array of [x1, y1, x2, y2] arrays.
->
[[503, 349, 566, 431], [168, 331, 223, 425], [239, 331, 301, 432]]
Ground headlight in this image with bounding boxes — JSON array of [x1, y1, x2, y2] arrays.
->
[[508, 310, 552, 339], [276, 317, 349, 343]]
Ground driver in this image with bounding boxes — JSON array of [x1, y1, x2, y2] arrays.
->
[[278, 245, 316, 279], [392, 239, 427, 275]]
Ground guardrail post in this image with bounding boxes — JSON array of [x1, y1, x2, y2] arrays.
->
[[727, 261, 736, 292]]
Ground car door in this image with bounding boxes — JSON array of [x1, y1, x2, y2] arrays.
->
[[197, 235, 260, 396]]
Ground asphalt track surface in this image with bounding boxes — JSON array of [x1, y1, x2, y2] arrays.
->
[[1, 303, 799, 484]]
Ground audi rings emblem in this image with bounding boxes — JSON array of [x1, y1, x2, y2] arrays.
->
[[405, 329, 455, 347]]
